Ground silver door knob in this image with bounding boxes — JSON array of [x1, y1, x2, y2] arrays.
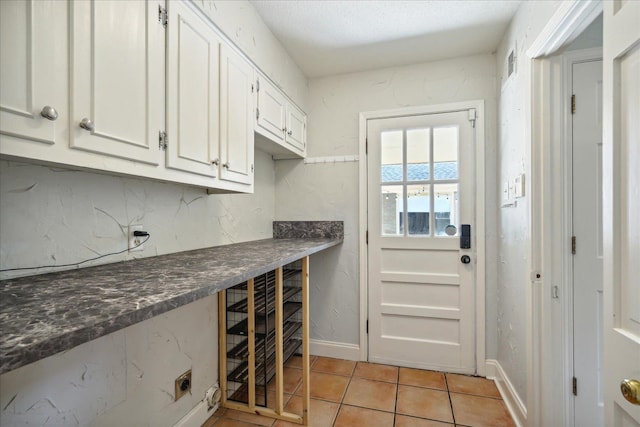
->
[[79, 118, 94, 132], [223, 162, 230, 169], [40, 106, 58, 121], [211, 158, 220, 166]]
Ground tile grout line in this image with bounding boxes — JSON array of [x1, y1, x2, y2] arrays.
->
[[445, 373, 457, 426], [393, 366, 400, 426]]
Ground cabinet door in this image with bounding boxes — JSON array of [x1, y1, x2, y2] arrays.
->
[[166, 0, 220, 178], [0, 0, 66, 146], [256, 76, 286, 145], [285, 103, 306, 154], [220, 44, 254, 186], [70, 0, 164, 165]]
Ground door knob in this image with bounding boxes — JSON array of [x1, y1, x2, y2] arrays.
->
[[40, 106, 58, 121], [461, 255, 471, 264], [621, 379, 640, 405], [79, 118, 94, 132]]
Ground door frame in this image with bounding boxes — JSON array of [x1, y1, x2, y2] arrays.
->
[[358, 100, 486, 376], [527, 1, 602, 426]]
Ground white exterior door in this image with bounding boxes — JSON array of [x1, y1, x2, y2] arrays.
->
[[166, 0, 220, 178], [0, 0, 66, 146], [602, 1, 640, 426], [70, 0, 164, 164], [367, 110, 476, 373], [572, 59, 604, 427]]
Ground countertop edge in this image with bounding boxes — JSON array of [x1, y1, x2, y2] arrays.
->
[[0, 238, 342, 375]]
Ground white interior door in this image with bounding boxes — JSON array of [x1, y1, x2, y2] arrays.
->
[[367, 110, 476, 373], [572, 59, 604, 427], [602, 1, 640, 425]]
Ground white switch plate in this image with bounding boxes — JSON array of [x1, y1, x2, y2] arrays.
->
[[128, 224, 144, 252], [514, 174, 525, 198]]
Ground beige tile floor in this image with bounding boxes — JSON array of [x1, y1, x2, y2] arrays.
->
[[204, 356, 515, 427]]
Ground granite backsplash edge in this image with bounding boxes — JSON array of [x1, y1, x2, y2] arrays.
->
[[273, 221, 344, 239]]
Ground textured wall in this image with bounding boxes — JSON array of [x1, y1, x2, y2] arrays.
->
[[495, 0, 563, 407], [275, 54, 499, 356], [0, 150, 275, 425], [193, 0, 309, 110]]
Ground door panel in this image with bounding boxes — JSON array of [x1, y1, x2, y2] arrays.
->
[[285, 103, 306, 153], [70, 0, 163, 164], [603, 0, 640, 425], [367, 111, 475, 373], [573, 59, 604, 427], [166, 0, 220, 177], [256, 77, 286, 144], [0, 0, 65, 145], [220, 44, 254, 186]]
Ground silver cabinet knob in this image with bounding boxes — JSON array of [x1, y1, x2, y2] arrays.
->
[[222, 162, 230, 169], [79, 118, 94, 132], [282, 127, 287, 132], [211, 158, 220, 166], [40, 106, 58, 121], [287, 130, 293, 136]]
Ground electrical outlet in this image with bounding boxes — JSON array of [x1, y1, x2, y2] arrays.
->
[[175, 370, 192, 401], [128, 224, 144, 252]]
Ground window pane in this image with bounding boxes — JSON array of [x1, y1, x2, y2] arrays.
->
[[381, 130, 403, 183], [381, 185, 404, 235], [407, 184, 430, 236], [407, 128, 430, 182], [433, 126, 458, 180], [433, 183, 459, 236]]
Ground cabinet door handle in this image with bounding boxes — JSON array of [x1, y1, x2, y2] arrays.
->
[[223, 162, 230, 169], [287, 130, 292, 136], [79, 118, 94, 132], [211, 158, 220, 166], [282, 127, 287, 132], [40, 106, 58, 121]]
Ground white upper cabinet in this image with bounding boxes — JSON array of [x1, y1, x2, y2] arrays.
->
[[166, 0, 220, 178], [0, 0, 66, 146], [255, 76, 286, 145], [285, 102, 306, 154], [253, 74, 306, 158], [220, 44, 254, 187], [70, 0, 164, 165]]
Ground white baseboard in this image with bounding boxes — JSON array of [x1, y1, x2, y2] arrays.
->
[[173, 401, 218, 427], [309, 339, 361, 361], [485, 359, 526, 427]]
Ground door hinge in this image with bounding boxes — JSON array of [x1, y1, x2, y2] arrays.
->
[[571, 94, 576, 114], [158, 5, 168, 28], [366, 319, 369, 334], [468, 108, 477, 128], [159, 130, 168, 150], [572, 377, 577, 396], [571, 236, 576, 255], [256, 107, 260, 120]]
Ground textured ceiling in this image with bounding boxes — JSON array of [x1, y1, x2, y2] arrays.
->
[[250, 0, 523, 78]]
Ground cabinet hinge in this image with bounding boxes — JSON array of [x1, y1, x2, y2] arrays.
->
[[159, 130, 168, 150], [571, 94, 576, 114], [366, 230, 368, 245], [158, 5, 168, 28], [251, 84, 254, 93], [365, 138, 368, 155], [572, 377, 577, 395], [256, 79, 260, 93], [366, 319, 369, 334], [251, 164, 254, 173], [571, 236, 576, 255], [256, 107, 260, 120]]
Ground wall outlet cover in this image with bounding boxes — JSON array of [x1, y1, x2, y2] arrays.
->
[[128, 224, 144, 252]]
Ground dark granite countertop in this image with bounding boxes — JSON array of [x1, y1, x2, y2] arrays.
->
[[0, 232, 342, 375]]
